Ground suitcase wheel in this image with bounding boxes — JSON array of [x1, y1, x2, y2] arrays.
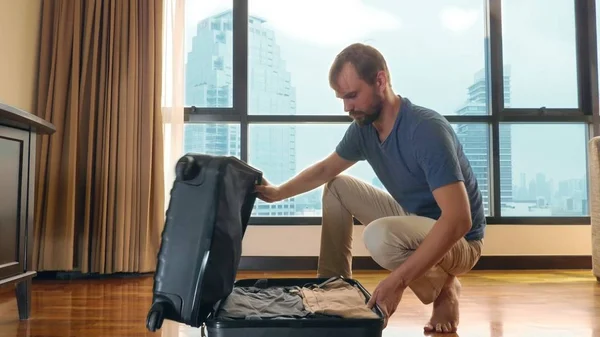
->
[[146, 302, 165, 332]]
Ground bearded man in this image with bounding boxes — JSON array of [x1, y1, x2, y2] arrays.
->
[[255, 43, 486, 334]]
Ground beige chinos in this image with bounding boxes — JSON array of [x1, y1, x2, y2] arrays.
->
[[317, 175, 483, 304]]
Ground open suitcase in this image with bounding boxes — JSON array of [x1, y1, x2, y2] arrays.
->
[[146, 154, 384, 336]]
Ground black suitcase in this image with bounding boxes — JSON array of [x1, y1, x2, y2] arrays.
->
[[146, 153, 384, 336]]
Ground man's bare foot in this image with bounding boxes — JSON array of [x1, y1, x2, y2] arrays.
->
[[423, 275, 461, 333]]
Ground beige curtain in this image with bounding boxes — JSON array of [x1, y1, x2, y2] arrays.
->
[[33, 0, 165, 274], [161, 0, 185, 200]]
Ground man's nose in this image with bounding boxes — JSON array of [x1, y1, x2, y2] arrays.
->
[[344, 100, 353, 112]]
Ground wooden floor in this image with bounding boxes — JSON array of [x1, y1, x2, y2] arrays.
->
[[0, 270, 599, 337]]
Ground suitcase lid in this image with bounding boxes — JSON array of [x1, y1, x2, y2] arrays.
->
[[177, 154, 263, 324]]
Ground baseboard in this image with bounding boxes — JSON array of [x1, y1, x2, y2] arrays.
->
[[238, 255, 593, 271], [29, 256, 592, 280]]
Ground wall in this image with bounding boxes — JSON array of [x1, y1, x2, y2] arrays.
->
[[0, 0, 41, 112], [241, 224, 592, 257], [0, 0, 40, 295]]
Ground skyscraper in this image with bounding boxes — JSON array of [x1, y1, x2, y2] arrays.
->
[[184, 10, 297, 216], [455, 67, 513, 215], [184, 10, 238, 157]]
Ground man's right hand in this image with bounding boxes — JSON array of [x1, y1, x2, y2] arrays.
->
[[254, 178, 283, 203]]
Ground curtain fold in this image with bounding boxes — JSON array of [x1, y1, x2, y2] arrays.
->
[[33, 0, 165, 274], [161, 0, 185, 199]]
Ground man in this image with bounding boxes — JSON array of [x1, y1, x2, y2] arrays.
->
[[255, 43, 485, 334]]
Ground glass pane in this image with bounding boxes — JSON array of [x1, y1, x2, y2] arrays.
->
[[500, 123, 588, 216], [453, 123, 491, 216], [183, 123, 241, 158], [184, 0, 233, 108], [248, 0, 488, 116], [248, 124, 382, 216], [502, 0, 578, 108]]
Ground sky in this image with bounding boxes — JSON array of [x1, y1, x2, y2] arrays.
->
[[182, 0, 590, 187]]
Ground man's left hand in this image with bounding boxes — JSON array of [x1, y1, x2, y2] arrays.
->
[[366, 272, 407, 329]]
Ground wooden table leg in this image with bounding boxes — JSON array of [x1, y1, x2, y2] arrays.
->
[[16, 278, 31, 320]]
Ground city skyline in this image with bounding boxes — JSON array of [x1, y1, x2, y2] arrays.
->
[[181, 1, 589, 217]]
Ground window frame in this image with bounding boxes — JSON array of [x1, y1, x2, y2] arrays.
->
[[183, 0, 600, 226]]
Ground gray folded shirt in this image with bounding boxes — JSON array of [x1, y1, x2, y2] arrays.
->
[[216, 284, 311, 320]]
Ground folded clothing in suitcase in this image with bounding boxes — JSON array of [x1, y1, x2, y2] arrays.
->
[[146, 153, 384, 337], [205, 277, 384, 337], [216, 277, 379, 321]]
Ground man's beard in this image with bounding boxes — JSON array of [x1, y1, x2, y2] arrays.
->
[[351, 95, 384, 126]]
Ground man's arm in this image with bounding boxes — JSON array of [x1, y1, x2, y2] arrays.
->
[[256, 123, 363, 202], [390, 119, 472, 288], [277, 152, 356, 200], [390, 181, 472, 288], [255, 151, 356, 202]]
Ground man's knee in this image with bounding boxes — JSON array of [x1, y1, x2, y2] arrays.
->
[[362, 217, 404, 271], [323, 175, 353, 197], [362, 216, 435, 270], [322, 175, 361, 210]]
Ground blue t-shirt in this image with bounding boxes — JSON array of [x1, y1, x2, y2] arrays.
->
[[335, 97, 486, 241]]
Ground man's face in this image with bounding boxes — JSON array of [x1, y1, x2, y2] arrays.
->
[[334, 63, 384, 126]]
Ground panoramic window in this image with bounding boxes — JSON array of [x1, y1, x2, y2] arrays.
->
[[180, 0, 594, 222]]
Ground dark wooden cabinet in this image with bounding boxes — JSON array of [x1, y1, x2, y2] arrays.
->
[[0, 102, 55, 320]]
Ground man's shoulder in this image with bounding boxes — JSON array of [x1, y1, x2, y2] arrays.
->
[[406, 110, 454, 142], [401, 99, 450, 131], [399, 100, 460, 163], [335, 120, 369, 162], [343, 120, 366, 139]]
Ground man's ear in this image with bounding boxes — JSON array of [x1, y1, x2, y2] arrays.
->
[[376, 71, 387, 93]]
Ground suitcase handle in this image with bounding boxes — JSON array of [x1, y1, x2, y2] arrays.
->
[[175, 155, 203, 183]]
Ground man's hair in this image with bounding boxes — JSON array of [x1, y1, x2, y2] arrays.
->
[[328, 43, 391, 90]]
